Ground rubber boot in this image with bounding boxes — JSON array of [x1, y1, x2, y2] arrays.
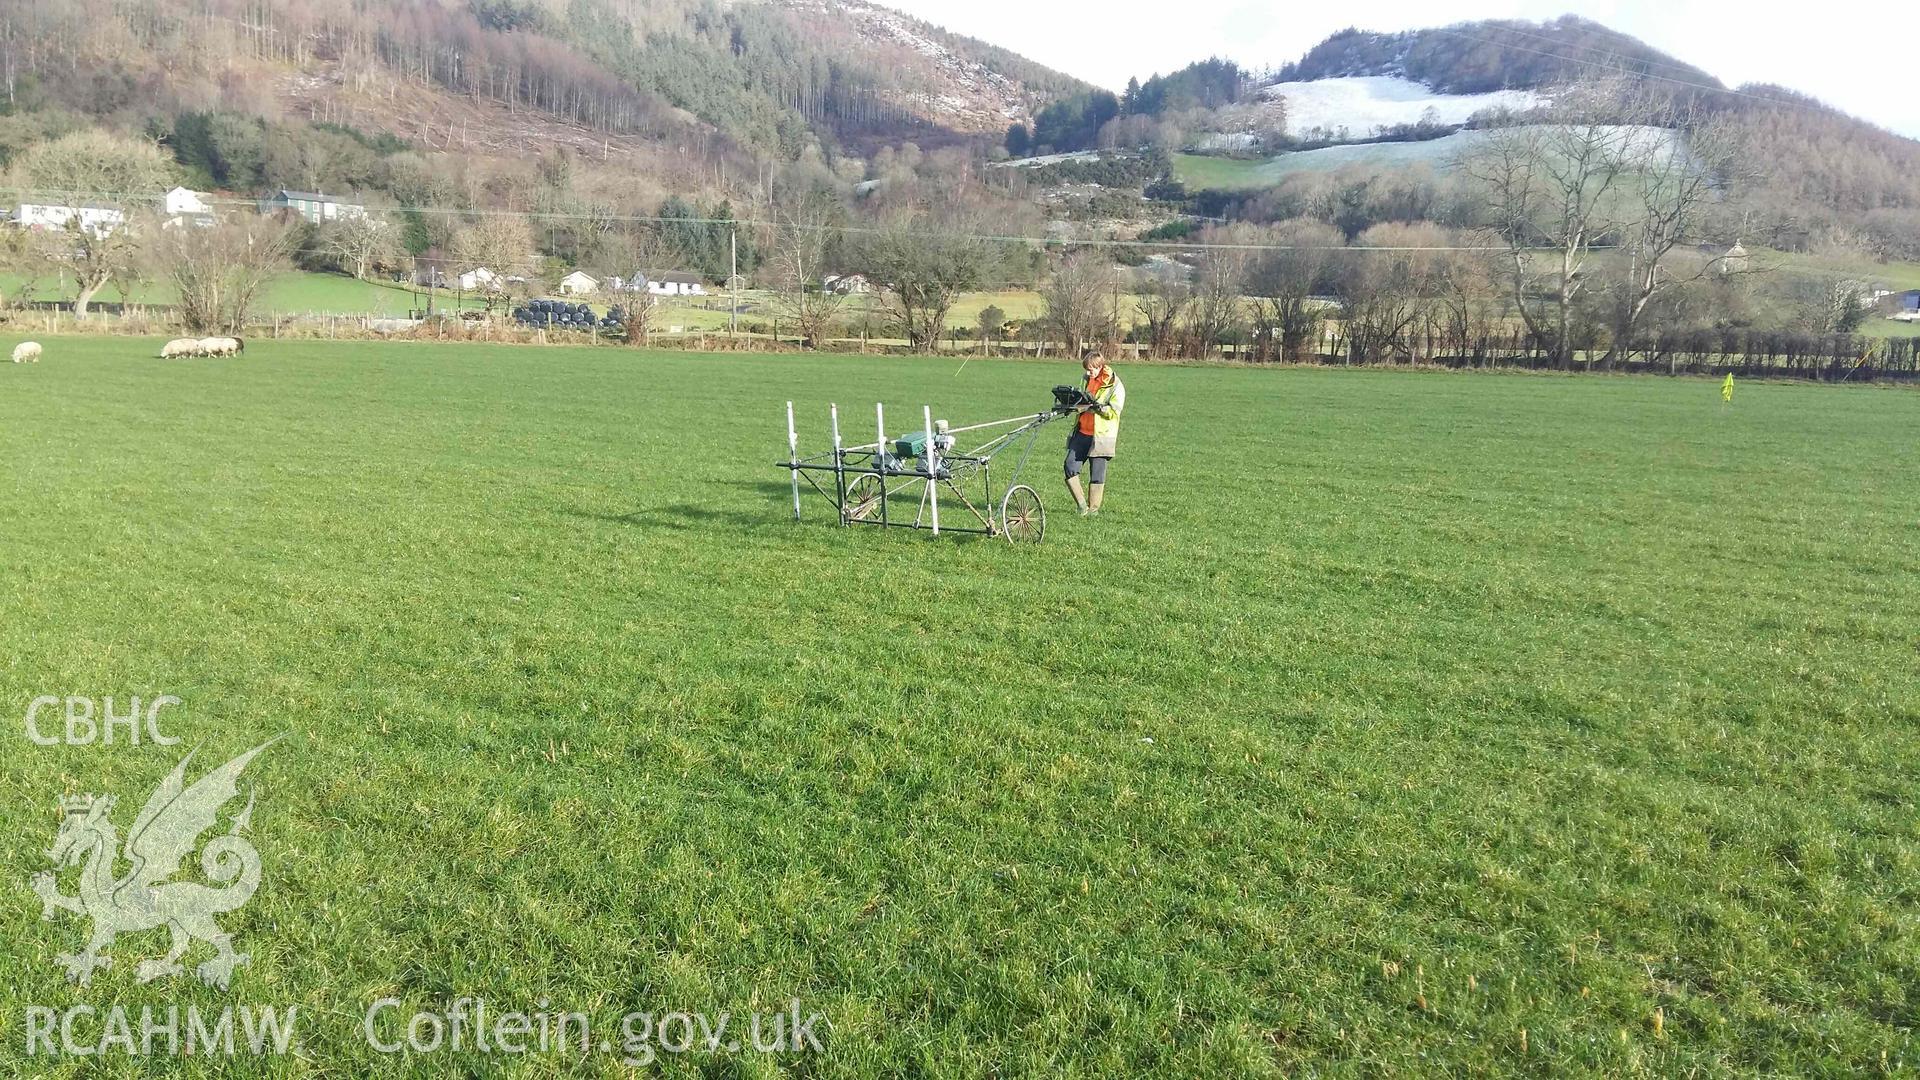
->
[[1088, 482, 1105, 515], [1066, 475, 1089, 514]]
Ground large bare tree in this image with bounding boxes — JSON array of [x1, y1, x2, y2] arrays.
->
[[1339, 223, 1447, 364], [1182, 246, 1246, 358], [1133, 264, 1191, 359], [9, 129, 176, 318], [1460, 79, 1641, 368], [152, 216, 294, 333], [1241, 218, 1343, 362], [846, 212, 996, 353], [1040, 251, 1123, 356], [452, 215, 538, 312], [1432, 231, 1505, 353], [1599, 101, 1753, 363], [319, 212, 401, 281], [766, 192, 846, 349]]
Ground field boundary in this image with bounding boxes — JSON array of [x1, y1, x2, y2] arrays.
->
[[8, 313, 1920, 385]]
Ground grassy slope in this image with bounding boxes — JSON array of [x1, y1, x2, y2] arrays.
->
[[0, 341, 1915, 1076], [1174, 136, 1482, 191], [1173, 153, 1276, 191]]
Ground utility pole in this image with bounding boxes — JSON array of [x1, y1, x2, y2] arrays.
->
[[729, 227, 738, 336]]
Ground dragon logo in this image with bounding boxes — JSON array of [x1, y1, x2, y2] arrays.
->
[[31, 739, 278, 989]]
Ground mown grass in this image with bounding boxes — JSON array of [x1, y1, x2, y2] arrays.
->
[[0, 339, 1915, 1076]]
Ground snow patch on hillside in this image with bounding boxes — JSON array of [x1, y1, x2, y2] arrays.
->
[[992, 150, 1103, 168], [1238, 124, 1678, 181], [1261, 76, 1545, 140]]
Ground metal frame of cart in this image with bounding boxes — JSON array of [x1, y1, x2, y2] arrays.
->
[[779, 386, 1093, 543]]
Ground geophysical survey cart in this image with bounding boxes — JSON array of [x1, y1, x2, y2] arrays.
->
[[779, 385, 1096, 543]]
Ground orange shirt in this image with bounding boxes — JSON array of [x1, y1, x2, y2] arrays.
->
[[1079, 367, 1112, 436]]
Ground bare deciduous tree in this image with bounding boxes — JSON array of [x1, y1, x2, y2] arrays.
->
[[319, 212, 401, 281], [153, 216, 294, 333], [1600, 102, 1754, 363], [452, 215, 537, 312], [57, 215, 148, 319], [846, 212, 996, 352], [1242, 218, 1342, 362], [9, 130, 176, 318], [1041, 251, 1123, 356], [1432, 233, 1505, 352], [620, 294, 657, 347], [1340, 223, 1447, 363], [767, 193, 845, 349], [1133, 265, 1191, 359], [1461, 79, 1640, 368], [1183, 246, 1246, 358]]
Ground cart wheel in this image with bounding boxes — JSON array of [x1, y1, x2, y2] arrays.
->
[[999, 484, 1045, 543], [845, 474, 886, 523]]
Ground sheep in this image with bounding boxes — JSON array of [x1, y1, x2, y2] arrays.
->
[[12, 341, 41, 363], [160, 338, 203, 358], [205, 336, 243, 356], [196, 337, 232, 357]]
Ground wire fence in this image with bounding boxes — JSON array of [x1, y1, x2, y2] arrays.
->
[[7, 303, 1918, 381]]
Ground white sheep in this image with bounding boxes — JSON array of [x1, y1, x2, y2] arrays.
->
[[203, 336, 243, 356], [12, 341, 41, 363], [160, 338, 203, 358], [196, 337, 230, 357]]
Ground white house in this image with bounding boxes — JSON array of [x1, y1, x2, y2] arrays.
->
[[13, 202, 124, 237], [165, 186, 212, 217], [162, 186, 216, 229], [457, 267, 498, 291], [643, 271, 706, 297], [558, 270, 599, 295]]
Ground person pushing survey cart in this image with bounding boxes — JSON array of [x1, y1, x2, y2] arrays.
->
[[1063, 350, 1125, 516], [780, 371, 1124, 543]]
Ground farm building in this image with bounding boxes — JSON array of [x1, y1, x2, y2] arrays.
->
[[558, 271, 600, 295], [11, 202, 124, 236], [261, 190, 366, 224], [457, 267, 498, 291], [643, 271, 706, 297], [823, 273, 872, 295]]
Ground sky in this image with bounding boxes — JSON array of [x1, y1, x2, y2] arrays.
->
[[878, 0, 1917, 138]]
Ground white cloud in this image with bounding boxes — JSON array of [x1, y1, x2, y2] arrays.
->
[[875, 0, 1919, 137]]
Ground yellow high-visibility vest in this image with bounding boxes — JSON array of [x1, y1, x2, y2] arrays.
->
[[1085, 368, 1126, 456]]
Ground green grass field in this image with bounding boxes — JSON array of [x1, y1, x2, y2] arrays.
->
[[0, 339, 1915, 1075], [1172, 153, 1277, 191]]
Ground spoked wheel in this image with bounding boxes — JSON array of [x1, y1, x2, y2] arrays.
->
[[999, 484, 1046, 543], [844, 473, 886, 523]]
